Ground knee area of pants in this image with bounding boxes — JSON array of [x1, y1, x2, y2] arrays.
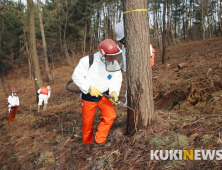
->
[[109, 114, 116, 121]]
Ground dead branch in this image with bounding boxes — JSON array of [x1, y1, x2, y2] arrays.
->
[[3, 137, 29, 145], [189, 117, 206, 125]]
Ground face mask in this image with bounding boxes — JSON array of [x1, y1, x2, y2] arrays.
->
[[99, 53, 124, 72]]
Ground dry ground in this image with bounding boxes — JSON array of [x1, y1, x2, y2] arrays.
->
[[1, 37, 222, 169]]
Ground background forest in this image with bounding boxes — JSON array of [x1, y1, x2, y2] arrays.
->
[[1, 0, 222, 169], [0, 0, 222, 78]]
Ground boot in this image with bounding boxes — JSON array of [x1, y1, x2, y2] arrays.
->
[[43, 104, 47, 111], [37, 105, 41, 113], [93, 141, 112, 149], [85, 144, 93, 154]]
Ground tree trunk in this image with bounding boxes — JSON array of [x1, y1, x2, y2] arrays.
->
[[95, 9, 100, 45], [37, 0, 52, 81], [162, 0, 167, 64], [191, 0, 195, 40], [182, 0, 186, 41], [63, 0, 70, 65], [27, 0, 42, 103], [58, 0, 63, 54], [0, 24, 3, 51], [167, 0, 172, 46], [189, 0, 193, 41], [0, 4, 4, 51], [201, 6, 206, 40], [169, 0, 176, 45], [123, 0, 154, 134], [102, 5, 107, 39], [153, 11, 161, 47], [218, 0, 222, 36], [83, 21, 87, 56], [111, 3, 115, 40], [89, 20, 92, 54], [24, 30, 33, 80], [174, 2, 177, 39]]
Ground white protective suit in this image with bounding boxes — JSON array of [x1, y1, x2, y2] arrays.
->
[[72, 51, 122, 97], [8, 94, 19, 113], [37, 87, 51, 105]]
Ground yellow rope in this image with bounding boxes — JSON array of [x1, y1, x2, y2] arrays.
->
[[35, 80, 42, 82], [123, 9, 147, 14]]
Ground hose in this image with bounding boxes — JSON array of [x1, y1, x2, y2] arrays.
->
[[66, 80, 81, 93]]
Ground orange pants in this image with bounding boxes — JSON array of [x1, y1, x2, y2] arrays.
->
[[82, 96, 116, 145], [8, 108, 17, 123]]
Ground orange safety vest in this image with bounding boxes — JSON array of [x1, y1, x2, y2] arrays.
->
[[150, 44, 155, 67], [40, 87, 49, 95]]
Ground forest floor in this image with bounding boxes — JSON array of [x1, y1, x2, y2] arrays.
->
[[1, 37, 222, 170]]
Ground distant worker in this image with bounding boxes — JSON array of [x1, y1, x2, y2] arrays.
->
[[72, 39, 123, 148], [115, 21, 155, 105], [37, 86, 51, 112], [7, 89, 20, 124]]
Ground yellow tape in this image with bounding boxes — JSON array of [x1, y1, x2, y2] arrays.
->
[[123, 9, 147, 14], [35, 80, 42, 82]]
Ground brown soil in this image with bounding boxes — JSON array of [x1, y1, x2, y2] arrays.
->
[[1, 37, 222, 169]]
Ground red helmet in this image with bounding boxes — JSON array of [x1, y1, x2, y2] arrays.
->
[[99, 39, 122, 61], [12, 89, 18, 93]]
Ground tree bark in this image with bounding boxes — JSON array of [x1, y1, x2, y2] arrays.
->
[[123, 0, 154, 134], [37, 0, 52, 81], [27, 0, 42, 103]]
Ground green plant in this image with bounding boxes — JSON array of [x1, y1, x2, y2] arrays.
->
[[39, 151, 55, 164], [150, 133, 188, 149], [201, 134, 212, 146], [105, 155, 114, 169], [181, 105, 200, 114], [163, 83, 170, 91], [11, 153, 20, 159], [170, 115, 178, 119], [170, 134, 188, 148], [150, 136, 169, 147], [187, 107, 200, 114], [165, 160, 184, 169]]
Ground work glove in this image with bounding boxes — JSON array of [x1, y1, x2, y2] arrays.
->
[[109, 92, 118, 105], [14, 105, 20, 108], [88, 86, 103, 97]]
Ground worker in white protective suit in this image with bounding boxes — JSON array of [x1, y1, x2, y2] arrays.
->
[[72, 39, 123, 148], [115, 21, 155, 105], [37, 86, 51, 112], [7, 89, 20, 124]]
